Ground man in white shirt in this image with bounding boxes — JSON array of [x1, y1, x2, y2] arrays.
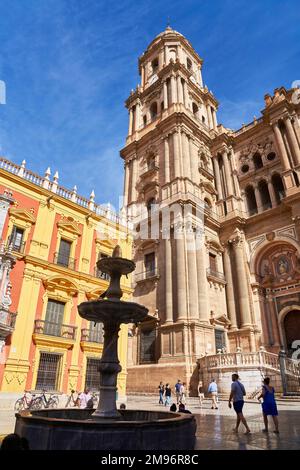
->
[[79, 389, 92, 409]]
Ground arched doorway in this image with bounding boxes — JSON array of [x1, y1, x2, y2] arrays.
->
[[284, 310, 300, 357]]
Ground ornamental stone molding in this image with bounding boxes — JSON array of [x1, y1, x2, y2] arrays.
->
[[238, 136, 274, 163]]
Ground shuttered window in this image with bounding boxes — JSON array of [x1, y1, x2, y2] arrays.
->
[[44, 300, 65, 336], [57, 239, 71, 267], [10, 226, 24, 252], [89, 321, 103, 343]]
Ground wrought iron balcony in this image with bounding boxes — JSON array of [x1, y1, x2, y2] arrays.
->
[[206, 267, 226, 282], [53, 252, 76, 270], [81, 328, 103, 343], [0, 310, 17, 340], [6, 240, 25, 254], [135, 268, 159, 283], [34, 319, 77, 340]]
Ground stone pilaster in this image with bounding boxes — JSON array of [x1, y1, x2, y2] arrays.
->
[[165, 236, 173, 323], [187, 235, 199, 320], [285, 116, 300, 166], [223, 243, 238, 329], [212, 156, 223, 200], [164, 136, 170, 183], [232, 234, 252, 328]]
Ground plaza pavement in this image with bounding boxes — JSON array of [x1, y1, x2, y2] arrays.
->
[[0, 395, 299, 450]]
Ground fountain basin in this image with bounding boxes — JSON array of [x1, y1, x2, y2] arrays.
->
[[78, 299, 148, 324], [15, 409, 196, 450]]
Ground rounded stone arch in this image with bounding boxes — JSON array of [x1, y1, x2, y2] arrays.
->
[[249, 237, 300, 275], [277, 305, 300, 354]]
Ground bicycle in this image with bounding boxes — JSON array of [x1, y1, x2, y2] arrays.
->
[[31, 390, 59, 410], [65, 390, 80, 408], [14, 390, 38, 411]]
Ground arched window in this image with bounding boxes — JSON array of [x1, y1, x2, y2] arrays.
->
[[245, 185, 258, 215], [187, 57, 192, 71], [150, 102, 158, 121], [192, 102, 199, 119], [202, 116, 206, 124], [151, 57, 158, 73], [272, 173, 285, 204], [204, 198, 212, 212], [253, 153, 263, 170], [258, 180, 272, 210], [143, 115, 147, 127]]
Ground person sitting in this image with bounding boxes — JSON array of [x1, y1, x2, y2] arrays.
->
[[170, 403, 177, 412], [178, 403, 192, 414]]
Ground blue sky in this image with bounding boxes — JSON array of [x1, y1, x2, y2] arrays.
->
[[0, 0, 299, 209]]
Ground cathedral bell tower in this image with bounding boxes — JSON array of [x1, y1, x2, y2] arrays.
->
[[120, 27, 231, 391]]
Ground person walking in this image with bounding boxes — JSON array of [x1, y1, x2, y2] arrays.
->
[[228, 373, 251, 434], [79, 389, 92, 409], [158, 382, 164, 405], [164, 383, 172, 406], [208, 378, 218, 409], [179, 382, 186, 405], [198, 380, 205, 407], [257, 377, 279, 434], [175, 379, 182, 405]]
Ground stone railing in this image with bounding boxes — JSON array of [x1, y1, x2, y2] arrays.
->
[[234, 117, 264, 137], [0, 157, 124, 226], [198, 349, 281, 373]]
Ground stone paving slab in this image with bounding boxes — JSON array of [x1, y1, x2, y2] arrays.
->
[[0, 395, 299, 450]]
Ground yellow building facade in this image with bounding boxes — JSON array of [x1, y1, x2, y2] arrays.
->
[[0, 157, 131, 400]]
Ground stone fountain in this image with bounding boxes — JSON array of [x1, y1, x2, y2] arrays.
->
[[14, 247, 196, 450]]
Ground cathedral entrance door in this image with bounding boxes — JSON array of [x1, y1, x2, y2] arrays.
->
[[284, 310, 300, 357]]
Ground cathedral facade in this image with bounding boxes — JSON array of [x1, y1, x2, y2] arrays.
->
[[120, 28, 300, 394]]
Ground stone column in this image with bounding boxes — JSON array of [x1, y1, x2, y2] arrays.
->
[[232, 236, 252, 327], [165, 236, 173, 323], [212, 109, 218, 129], [176, 235, 187, 321], [182, 132, 191, 179], [183, 80, 189, 109], [187, 235, 199, 320], [141, 66, 145, 88], [163, 81, 168, 109], [213, 156, 223, 200], [128, 108, 133, 136], [267, 179, 277, 207], [189, 137, 197, 183], [164, 136, 170, 183], [135, 101, 141, 130], [267, 295, 281, 347], [292, 115, 300, 145], [173, 131, 180, 178], [223, 244, 238, 329], [254, 184, 263, 212], [207, 105, 213, 129], [131, 157, 138, 202], [123, 162, 130, 206], [223, 150, 234, 196], [272, 121, 291, 171], [170, 75, 177, 104], [196, 242, 209, 323], [285, 116, 300, 166], [177, 76, 184, 104]]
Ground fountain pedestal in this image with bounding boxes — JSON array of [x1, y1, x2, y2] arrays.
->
[[14, 246, 197, 449]]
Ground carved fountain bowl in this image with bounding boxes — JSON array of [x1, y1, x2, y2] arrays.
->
[[78, 299, 149, 324], [97, 257, 135, 275]]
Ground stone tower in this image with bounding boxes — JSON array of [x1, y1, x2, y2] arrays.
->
[[120, 27, 240, 391]]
